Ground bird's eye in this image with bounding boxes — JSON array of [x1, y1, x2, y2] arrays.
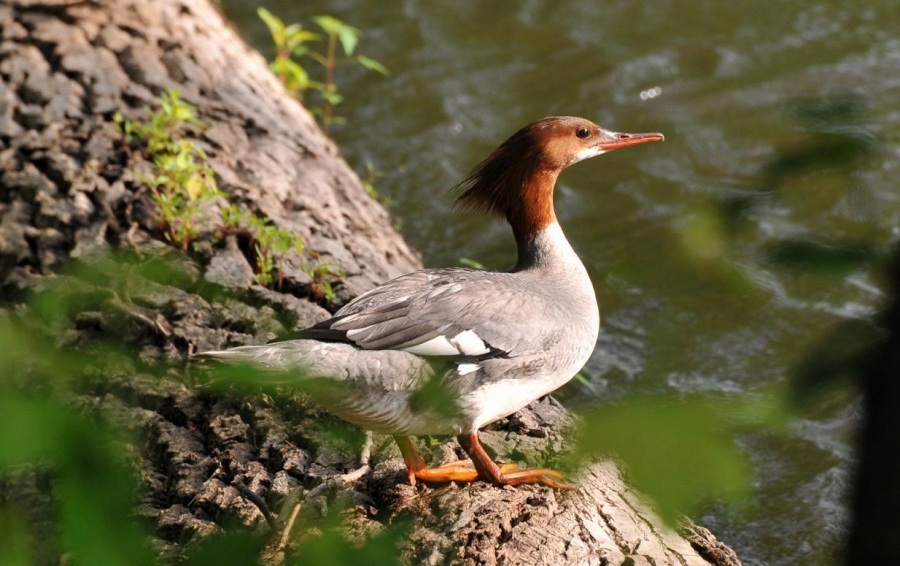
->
[[576, 127, 590, 139]]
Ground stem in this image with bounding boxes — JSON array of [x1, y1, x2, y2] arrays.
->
[[277, 256, 284, 291], [277, 50, 288, 83], [323, 32, 336, 130]]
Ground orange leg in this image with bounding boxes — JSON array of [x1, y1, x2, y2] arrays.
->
[[457, 433, 572, 489], [393, 435, 517, 484], [392, 434, 571, 489]]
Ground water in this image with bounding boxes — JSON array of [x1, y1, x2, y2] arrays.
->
[[219, 1, 899, 563]]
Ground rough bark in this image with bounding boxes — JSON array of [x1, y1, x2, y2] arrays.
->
[[0, 0, 739, 564]]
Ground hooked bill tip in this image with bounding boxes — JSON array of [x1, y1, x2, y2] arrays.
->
[[599, 130, 665, 151]]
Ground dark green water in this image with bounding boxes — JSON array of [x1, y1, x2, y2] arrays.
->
[[220, 2, 899, 564]]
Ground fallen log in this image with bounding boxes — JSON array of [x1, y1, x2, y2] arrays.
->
[[0, 0, 740, 564]]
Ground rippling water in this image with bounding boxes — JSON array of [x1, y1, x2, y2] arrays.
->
[[221, 1, 899, 563]]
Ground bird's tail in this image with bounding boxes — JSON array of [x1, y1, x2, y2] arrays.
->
[[195, 341, 316, 368], [192, 342, 316, 387]]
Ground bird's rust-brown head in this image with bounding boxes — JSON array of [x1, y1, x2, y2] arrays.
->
[[456, 116, 664, 243]]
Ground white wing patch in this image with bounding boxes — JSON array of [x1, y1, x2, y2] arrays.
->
[[401, 335, 459, 356], [400, 329, 491, 357], [457, 363, 480, 375], [345, 326, 372, 340], [451, 329, 490, 356]]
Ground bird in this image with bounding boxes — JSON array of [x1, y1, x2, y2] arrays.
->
[[198, 117, 663, 489]]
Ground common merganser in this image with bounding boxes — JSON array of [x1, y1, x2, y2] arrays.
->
[[200, 117, 663, 488]]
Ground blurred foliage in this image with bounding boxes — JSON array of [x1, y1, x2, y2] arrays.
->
[[678, 94, 878, 271], [288, 509, 407, 566], [576, 395, 767, 525], [0, 511, 32, 565], [0, 251, 398, 565], [294, 527, 403, 566], [184, 531, 265, 566], [0, 316, 156, 565], [0, 251, 193, 562]]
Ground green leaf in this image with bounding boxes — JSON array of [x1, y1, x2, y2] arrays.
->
[[305, 79, 327, 92], [271, 232, 294, 255], [282, 59, 310, 91], [313, 15, 360, 55], [290, 44, 312, 58], [321, 86, 343, 106], [458, 257, 485, 269], [257, 7, 286, 48], [285, 28, 320, 53], [311, 15, 340, 34], [283, 22, 303, 38], [357, 55, 389, 76], [576, 396, 752, 524], [336, 25, 360, 56]]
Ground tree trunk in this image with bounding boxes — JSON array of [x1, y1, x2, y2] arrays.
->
[[0, 0, 739, 564]]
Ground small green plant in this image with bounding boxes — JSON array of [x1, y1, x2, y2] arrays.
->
[[303, 259, 343, 302], [257, 7, 320, 97], [120, 91, 344, 298], [250, 219, 300, 289], [115, 89, 222, 252], [223, 204, 305, 288], [258, 8, 388, 129]]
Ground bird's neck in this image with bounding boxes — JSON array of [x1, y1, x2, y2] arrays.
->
[[513, 221, 584, 274], [508, 168, 560, 246]]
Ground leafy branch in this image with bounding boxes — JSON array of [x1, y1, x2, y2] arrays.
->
[[258, 8, 388, 130]]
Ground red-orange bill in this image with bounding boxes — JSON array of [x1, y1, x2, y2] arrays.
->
[[598, 130, 665, 151]]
